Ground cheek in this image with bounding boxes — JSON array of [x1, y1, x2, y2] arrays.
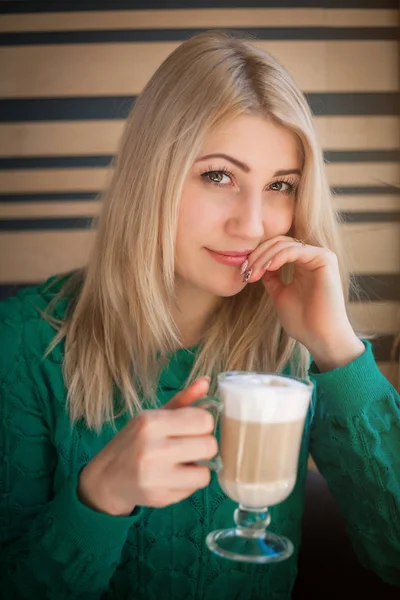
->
[[176, 192, 206, 262], [177, 188, 222, 242], [264, 200, 295, 236]]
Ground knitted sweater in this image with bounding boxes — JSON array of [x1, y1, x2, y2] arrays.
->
[[0, 277, 399, 600]]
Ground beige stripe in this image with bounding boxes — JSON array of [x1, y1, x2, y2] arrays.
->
[[378, 361, 400, 390], [1, 195, 398, 221], [0, 231, 94, 282], [333, 195, 400, 212], [0, 168, 112, 192], [325, 9, 398, 27], [324, 40, 399, 92], [0, 43, 172, 98], [0, 224, 398, 281], [308, 456, 317, 470], [0, 40, 397, 98], [327, 163, 399, 187], [316, 116, 400, 151], [0, 201, 102, 219], [1, 196, 398, 219], [342, 222, 400, 274], [0, 122, 126, 157], [0, 9, 397, 32], [1, 117, 398, 158], [348, 302, 400, 335], [1, 162, 397, 193]]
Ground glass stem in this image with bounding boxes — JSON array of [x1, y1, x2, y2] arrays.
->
[[234, 505, 271, 538]]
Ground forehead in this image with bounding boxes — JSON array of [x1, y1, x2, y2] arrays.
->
[[200, 114, 303, 172]]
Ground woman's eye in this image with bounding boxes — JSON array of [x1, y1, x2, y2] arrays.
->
[[270, 181, 294, 194], [202, 170, 232, 186]]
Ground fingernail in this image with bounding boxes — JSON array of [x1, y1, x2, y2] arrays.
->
[[197, 376, 211, 384], [263, 260, 272, 270], [243, 268, 252, 283], [239, 259, 248, 275]]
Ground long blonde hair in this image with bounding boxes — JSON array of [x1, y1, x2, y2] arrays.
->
[[46, 30, 348, 431]]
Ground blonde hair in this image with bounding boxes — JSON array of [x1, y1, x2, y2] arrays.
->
[[46, 30, 350, 431]]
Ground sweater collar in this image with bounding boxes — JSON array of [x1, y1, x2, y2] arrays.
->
[[158, 345, 198, 392]]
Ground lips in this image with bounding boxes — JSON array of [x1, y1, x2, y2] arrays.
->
[[206, 248, 252, 267], [214, 250, 254, 257]]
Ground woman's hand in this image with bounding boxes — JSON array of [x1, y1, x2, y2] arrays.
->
[[78, 377, 217, 516], [243, 235, 365, 371]]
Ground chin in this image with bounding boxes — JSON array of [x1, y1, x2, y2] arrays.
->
[[202, 276, 245, 298]]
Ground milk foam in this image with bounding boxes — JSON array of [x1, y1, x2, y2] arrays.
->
[[218, 373, 311, 423]]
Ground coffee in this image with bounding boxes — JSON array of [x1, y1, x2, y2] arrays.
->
[[217, 374, 311, 508]]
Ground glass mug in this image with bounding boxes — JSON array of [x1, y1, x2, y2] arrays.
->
[[193, 371, 313, 564]]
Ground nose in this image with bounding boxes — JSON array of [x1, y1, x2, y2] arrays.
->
[[225, 191, 265, 241]]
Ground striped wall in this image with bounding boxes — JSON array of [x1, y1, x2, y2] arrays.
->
[[0, 1, 399, 388]]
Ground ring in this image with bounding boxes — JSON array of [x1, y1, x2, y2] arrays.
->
[[293, 237, 306, 246]]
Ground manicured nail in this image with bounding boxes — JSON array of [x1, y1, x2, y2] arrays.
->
[[263, 260, 272, 270], [239, 259, 248, 275], [243, 268, 252, 283], [194, 376, 211, 388]]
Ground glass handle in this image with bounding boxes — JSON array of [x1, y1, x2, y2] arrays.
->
[[191, 396, 223, 471]]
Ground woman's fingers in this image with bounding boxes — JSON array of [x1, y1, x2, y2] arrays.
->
[[163, 434, 218, 463], [261, 270, 286, 300], [244, 240, 333, 284], [142, 462, 212, 492], [173, 464, 212, 489], [145, 484, 210, 509], [244, 234, 292, 269], [139, 406, 215, 438], [164, 376, 210, 410], [244, 240, 304, 282]]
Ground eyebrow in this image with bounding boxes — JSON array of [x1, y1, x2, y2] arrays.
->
[[195, 153, 302, 177]]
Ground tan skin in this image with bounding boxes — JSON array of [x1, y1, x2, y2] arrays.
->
[[79, 115, 364, 516], [79, 377, 215, 515]]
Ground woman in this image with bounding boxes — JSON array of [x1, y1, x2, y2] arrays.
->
[[0, 31, 399, 600]]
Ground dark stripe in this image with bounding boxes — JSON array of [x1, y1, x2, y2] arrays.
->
[[0, 283, 42, 300], [340, 212, 400, 223], [1, 0, 397, 12], [0, 217, 95, 231], [1, 93, 398, 123], [309, 93, 400, 116], [0, 97, 134, 122], [0, 156, 114, 170], [0, 279, 397, 360], [0, 275, 399, 305], [2, 212, 399, 231], [351, 273, 400, 302], [1, 27, 398, 45], [1, 149, 399, 171], [1, 187, 398, 204], [0, 192, 99, 203], [0, 276, 398, 303], [332, 186, 400, 196], [370, 335, 400, 362], [325, 150, 400, 163]]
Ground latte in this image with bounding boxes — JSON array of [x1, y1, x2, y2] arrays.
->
[[217, 373, 311, 508]]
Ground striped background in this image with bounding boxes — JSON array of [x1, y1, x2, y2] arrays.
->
[[0, 1, 399, 388]]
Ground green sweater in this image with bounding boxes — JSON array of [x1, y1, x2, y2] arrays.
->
[[0, 277, 399, 600]]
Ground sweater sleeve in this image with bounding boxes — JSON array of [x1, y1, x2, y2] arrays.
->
[[309, 340, 400, 586], [0, 292, 142, 599]]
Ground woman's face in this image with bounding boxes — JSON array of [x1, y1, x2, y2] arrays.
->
[[175, 114, 303, 299]]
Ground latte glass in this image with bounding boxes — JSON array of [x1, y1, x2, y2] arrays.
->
[[194, 371, 313, 564]]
